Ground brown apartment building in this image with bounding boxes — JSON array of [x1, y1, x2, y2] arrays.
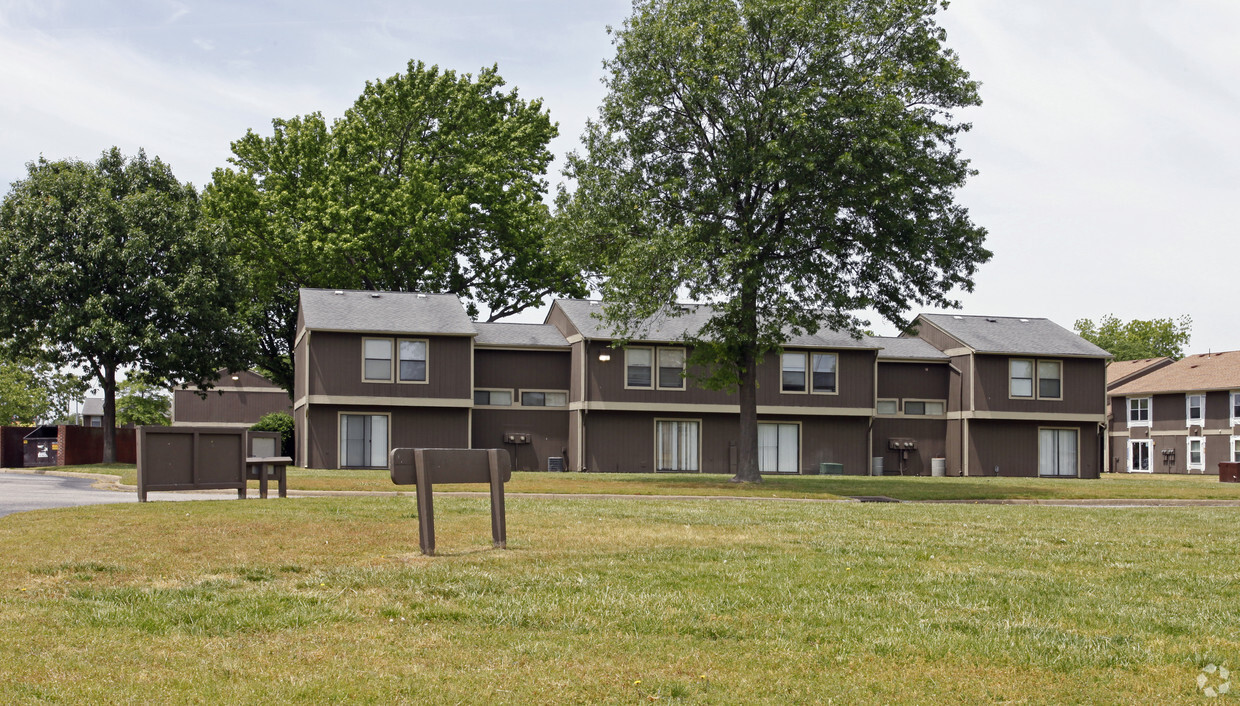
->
[[172, 369, 291, 426], [908, 314, 1110, 478], [293, 289, 1111, 478], [1107, 351, 1240, 474]]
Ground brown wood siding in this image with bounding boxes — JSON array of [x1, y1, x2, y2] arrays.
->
[[872, 418, 948, 476], [1109, 396, 1127, 432], [911, 320, 965, 352], [583, 411, 870, 475], [172, 389, 292, 425], [295, 405, 307, 467], [303, 404, 469, 469], [294, 333, 308, 401], [471, 409, 569, 472], [570, 341, 585, 402], [569, 411, 582, 471], [972, 354, 1105, 415], [948, 355, 970, 413], [877, 362, 949, 400], [1151, 393, 1185, 431], [968, 420, 1102, 478], [308, 332, 472, 399], [545, 303, 580, 339], [473, 349, 571, 391], [1206, 390, 1231, 429], [585, 341, 875, 410], [946, 419, 962, 475]]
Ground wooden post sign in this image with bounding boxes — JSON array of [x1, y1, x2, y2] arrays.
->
[[390, 448, 512, 556]]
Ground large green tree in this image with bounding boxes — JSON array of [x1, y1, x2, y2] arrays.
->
[[0, 148, 251, 461], [205, 61, 586, 394], [1074, 315, 1192, 361], [557, 0, 989, 482], [116, 377, 172, 427], [0, 358, 87, 425]]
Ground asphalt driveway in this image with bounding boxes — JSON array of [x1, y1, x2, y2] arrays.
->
[[0, 472, 133, 518]]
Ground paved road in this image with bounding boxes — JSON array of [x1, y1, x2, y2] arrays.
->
[[0, 472, 133, 518]]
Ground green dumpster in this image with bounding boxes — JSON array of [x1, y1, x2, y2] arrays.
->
[[819, 462, 843, 475]]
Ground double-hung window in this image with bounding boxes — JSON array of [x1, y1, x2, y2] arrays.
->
[[1009, 360, 1034, 398], [399, 339, 427, 382], [758, 423, 800, 473], [1231, 391, 1240, 427], [1037, 361, 1062, 399], [1128, 397, 1151, 427], [1186, 394, 1205, 427], [1187, 437, 1206, 472], [781, 352, 807, 393], [363, 338, 393, 381], [1232, 435, 1240, 463], [626, 348, 653, 388], [811, 353, 837, 394], [657, 348, 686, 390]]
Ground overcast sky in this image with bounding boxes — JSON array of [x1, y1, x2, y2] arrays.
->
[[1, 0, 1236, 353]]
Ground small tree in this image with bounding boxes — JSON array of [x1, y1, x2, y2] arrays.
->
[[0, 358, 87, 425], [251, 411, 295, 457], [116, 378, 171, 426], [558, 0, 990, 482], [0, 148, 252, 461], [1074, 315, 1192, 361]]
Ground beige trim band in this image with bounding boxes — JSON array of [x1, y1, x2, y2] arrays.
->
[[179, 387, 287, 394], [565, 334, 584, 344], [1149, 429, 1236, 437], [946, 411, 1106, 423], [297, 395, 473, 409], [568, 401, 874, 417], [170, 421, 251, 428]]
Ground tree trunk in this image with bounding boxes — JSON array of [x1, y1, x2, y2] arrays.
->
[[731, 280, 762, 484], [101, 363, 117, 464], [732, 342, 762, 483]]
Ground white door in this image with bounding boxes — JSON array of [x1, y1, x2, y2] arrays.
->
[[1128, 439, 1151, 473], [1039, 429, 1078, 477]]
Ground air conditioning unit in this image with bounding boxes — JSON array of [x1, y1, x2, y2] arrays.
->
[[547, 457, 565, 472]]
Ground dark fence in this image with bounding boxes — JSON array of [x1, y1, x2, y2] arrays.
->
[[58, 425, 136, 465], [1, 426, 35, 467], [136, 426, 247, 501]]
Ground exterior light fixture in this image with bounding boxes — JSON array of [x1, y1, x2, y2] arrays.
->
[[231, 375, 240, 381], [598, 352, 611, 362]]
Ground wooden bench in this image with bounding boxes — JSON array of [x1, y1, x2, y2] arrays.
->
[[245, 456, 291, 499]]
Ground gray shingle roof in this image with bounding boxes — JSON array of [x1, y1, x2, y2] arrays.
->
[[553, 300, 876, 349], [299, 289, 475, 336], [868, 337, 950, 361], [918, 314, 1110, 358], [81, 398, 103, 416], [474, 323, 569, 348]]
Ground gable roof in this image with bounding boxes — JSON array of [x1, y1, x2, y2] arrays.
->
[[81, 398, 103, 417], [550, 299, 877, 350], [917, 314, 1109, 358], [474, 323, 569, 349], [1109, 351, 1240, 396], [1106, 357, 1172, 388], [299, 289, 475, 336], [868, 337, 950, 361]]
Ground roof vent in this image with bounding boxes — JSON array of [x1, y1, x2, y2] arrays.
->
[[333, 290, 344, 295], [1019, 318, 1029, 323], [952, 316, 963, 320], [985, 318, 997, 323], [370, 293, 380, 299], [416, 293, 427, 299], [590, 301, 599, 306]]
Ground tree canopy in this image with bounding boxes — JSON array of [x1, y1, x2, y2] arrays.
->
[[0, 358, 87, 425], [557, 0, 989, 482], [0, 148, 251, 460], [116, 378, 172, 427], [1074, 315, 1192, 361], [205, 61, 586, 394]]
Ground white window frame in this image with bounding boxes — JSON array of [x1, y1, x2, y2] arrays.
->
[[337, 412, 391, 469], [1231, 391, 1240, 428], [656, 347, 687, 391], [1231, 435, 1240, 463], [519, 389, 569, 408], [1186, 393, 1206, 428], [624, 347, 654, 390], [1127, 396, 1151, 428], [758, 421, 801, 474], [654, 418, 701, 472], [781, 351, 808, 394], [1009, 359, 1034, 399], [397, 338, 429, 384], [361, 337, 394, 383], [876, 399, 898, 416], [1187, 436, 1206, 472], [809, 352, 839, 395], [1036, 360, 1063, 401], [1128, 439, 1152, 473], [473, 388, 514, 407], [89, 418, 101, 427]]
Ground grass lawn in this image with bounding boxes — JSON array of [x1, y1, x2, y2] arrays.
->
[[1, 496, 1238, 703], [51, 463, 1240, 501]]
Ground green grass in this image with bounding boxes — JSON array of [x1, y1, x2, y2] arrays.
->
[[51, 462, 1240, 501], [1, 496, 1238, 703]]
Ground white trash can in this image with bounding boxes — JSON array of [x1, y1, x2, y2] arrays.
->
[[871, 457, 884, 476], [931, 458, 947, 477]]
